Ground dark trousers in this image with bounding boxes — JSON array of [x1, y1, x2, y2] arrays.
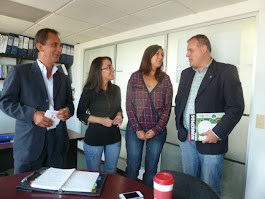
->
[[14, 129, 66, 174]]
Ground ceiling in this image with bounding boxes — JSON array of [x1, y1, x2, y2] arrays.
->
[[0, 0, 246, 45]]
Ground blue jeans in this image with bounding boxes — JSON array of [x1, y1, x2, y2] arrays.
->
[[83, 141, 121, 174], [180, 135, 225, 196], [125, 126, 167, 188]]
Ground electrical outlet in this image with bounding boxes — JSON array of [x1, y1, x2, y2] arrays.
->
[[256, 114, 265, 129]]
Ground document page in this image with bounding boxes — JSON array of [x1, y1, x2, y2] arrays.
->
[[31, 168, 75, 190], [44, 110, 60, 130], [62, 171, 99, 192]]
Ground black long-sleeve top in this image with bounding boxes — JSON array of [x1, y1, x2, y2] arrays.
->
[[77, 84, 122, 146]]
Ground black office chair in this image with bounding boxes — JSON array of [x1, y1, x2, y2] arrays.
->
[[162, 170, 220, 199]]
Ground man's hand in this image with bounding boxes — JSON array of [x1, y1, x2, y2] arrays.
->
[[145, 129, 156, 140], [100, 117, 113, 127], [200, 130, 219, 144], [113, 112, 123, 127], [136, 130, 147, 141], [57, 108, 70, 121], [33, 111, 53, 128]]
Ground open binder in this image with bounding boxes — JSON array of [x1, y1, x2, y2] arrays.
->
[[16, 167, 107, 196]]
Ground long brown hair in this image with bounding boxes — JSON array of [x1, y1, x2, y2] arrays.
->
[[139, 45, 166, 82], [84, 57, 112, 94]]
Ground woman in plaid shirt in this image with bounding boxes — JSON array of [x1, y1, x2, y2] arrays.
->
[[125, 45, 173, 188]]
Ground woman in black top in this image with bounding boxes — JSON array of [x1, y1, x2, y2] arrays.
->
[[77, 57, 123, 174]]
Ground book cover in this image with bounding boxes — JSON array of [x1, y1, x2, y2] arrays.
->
[[189, 112, 225, 141]]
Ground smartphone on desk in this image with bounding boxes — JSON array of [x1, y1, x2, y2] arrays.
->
[[119, 191, 144, 199]]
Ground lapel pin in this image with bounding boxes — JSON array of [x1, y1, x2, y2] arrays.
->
[[209, 76, 212, 78]]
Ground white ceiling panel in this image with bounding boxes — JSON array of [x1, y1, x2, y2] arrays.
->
[[79, 26, 119, 39], [9, 0, 73, 12], [0, 1, 49, 22], [61, 34, 97, 45], [101, 16, 149, 32], [21, 24, 50, 38], [176, 0, 246, 12], [33, 14, 95, 38], [133, 1, 194, 24], [56, 0, 127, 26], [0, 15, 33, 35], [0, 0, 247, 45], [94, 0, 169, 14]]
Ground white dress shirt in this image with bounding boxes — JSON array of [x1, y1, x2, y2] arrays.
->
[[37, 59, 58, 111]]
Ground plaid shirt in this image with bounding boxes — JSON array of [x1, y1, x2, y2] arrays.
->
[[126, 71, 173, 135]]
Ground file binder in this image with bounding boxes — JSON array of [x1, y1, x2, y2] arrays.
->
[[61, 44, 67, 62], [22, 36, 29, 57], [1, 35, 8, 54], [5, 33, 15, 54], [0, 34, 6, 53], [18, 35, 24, 56], [27, 37, 34, 57], [33, 43, 38, 59], [70, 45, 74, 63], [11, 34, 19, 55], [16, 167, 107, 197]]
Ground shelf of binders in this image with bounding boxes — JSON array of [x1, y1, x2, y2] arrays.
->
[[0, 33, 74, 65], [0, 53, 73, 65]]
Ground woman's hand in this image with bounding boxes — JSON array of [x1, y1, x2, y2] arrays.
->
[[100, 117, 113, 127], [136, 130, 147, 141], [145, 129, 156, 139], [113, 112, 123, 127]]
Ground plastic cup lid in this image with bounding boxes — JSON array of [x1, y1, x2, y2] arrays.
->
[[153, 172, 174, 185]]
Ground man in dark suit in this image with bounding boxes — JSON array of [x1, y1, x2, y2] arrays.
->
[[0, 28, 74, 174], [175, 34, 244, 195]]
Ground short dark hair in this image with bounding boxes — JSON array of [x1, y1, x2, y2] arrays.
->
[[84, 57, 112, 94], [35, 28, 59, 52], [188, 34, 211, 52], [139, 45, 166, 82]]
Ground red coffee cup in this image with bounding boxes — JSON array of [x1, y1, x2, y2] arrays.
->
[[153, 172, 174, 199]]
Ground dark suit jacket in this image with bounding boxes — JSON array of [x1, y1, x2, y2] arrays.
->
[[175, 59, 244, 154], [0, 61, 74, 161]]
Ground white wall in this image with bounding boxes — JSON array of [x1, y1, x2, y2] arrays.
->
[[70, 0, 265, 198], [244, 1, 265, 198]]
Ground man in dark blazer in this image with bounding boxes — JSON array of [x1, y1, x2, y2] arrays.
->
[[175, 34, 244, 195], [0, 28, 74, 174]]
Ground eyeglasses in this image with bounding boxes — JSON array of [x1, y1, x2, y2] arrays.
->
[[101, 65, 114, 70]]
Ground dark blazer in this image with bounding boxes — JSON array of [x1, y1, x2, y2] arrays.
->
[[175, 59, 244, 154], [0, 61, 74, 161]]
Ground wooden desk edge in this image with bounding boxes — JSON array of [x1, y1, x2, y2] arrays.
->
[[67, 129, 85, 140], [0, 129, 84, 150]]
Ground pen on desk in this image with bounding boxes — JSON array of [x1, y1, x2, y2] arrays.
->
[[21, 172, 34, 183]]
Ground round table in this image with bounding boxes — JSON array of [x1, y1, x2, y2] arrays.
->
[[0, 172, 154, 199]]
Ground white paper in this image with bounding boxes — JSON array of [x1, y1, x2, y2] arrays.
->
[[44, 110, 60, 130], [31, 168, 75, 190], [62, 171, 99, 192]]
